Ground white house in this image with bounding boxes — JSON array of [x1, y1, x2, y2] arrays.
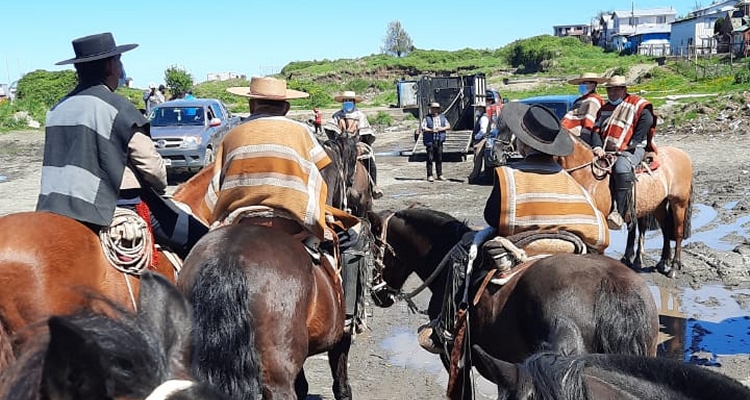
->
[[601, 8, 677, 51], [206, 72, 247, 82], [670, 0, 739, 55]]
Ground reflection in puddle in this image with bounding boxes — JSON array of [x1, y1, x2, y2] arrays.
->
[[0, 174, 6, 183], [606, 202, 749, 257], [651, 285, 750, 366], [380, 327, 496, 398]]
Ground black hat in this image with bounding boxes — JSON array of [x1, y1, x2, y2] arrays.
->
[[501, 102, 573, 156], [56, 32, 138, 65]]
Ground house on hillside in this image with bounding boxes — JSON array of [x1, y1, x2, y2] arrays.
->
[[206, 72, 247, 82], [553, 23, 591, 41], [600, 7, 677, 53], [593, 13, 613, 48], [670, 0, 739, 56], [730, 1, 750, 56]]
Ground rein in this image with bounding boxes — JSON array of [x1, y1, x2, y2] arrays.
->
[[371, 213, 453, 314], [565, 154, 615, 179]]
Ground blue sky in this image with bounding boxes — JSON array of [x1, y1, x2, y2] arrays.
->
[[3, 0, 705, 89]]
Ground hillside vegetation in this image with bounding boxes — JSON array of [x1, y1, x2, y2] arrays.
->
[[4, 35, 750, 132]]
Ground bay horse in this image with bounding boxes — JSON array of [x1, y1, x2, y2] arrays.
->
[[557, 133, 693, 277], [322, 121, 373, 218], [367, 208, 659, 400], [0, 211, 178, 369], [472, 343, 750, 400], [177, 217, 352, 400], [0, 272, 230, 400]]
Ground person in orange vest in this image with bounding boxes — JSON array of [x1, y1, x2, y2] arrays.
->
[[589, 75, 656, 229], [483, 102, 609, 254], [561, 72, 606, 139]]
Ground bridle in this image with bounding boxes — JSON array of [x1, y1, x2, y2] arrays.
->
[[370, 212, 454, 314], [564, 154, 615, 180]]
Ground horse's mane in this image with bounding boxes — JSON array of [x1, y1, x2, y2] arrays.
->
[[0, 303, 174, 400], [393, 208, 472, 243], [511, 352, 750, 400]]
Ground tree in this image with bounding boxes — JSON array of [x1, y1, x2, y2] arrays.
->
[[381, 20, 414, 57], [164, 65, 194, 100]]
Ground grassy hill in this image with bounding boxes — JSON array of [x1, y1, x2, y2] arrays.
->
[[5, 34, 750, 132]]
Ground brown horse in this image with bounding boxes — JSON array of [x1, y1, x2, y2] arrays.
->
[[368, 208, 659, 400], [322, 121, 373, 217], [557, 134, 694, 277], [0, 211, 178, 369], [177, 217, 352, 399], [171, 162, 214, 224]]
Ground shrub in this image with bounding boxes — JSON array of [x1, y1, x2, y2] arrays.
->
[[369, 111, 393, 127], [16, 69, 77, 108]]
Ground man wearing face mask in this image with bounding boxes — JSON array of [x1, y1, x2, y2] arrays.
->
[[331, 90, 383, 199], [589, 75, 656, 229], [561, 72, 606, 138], [38, 32, 207, 259]]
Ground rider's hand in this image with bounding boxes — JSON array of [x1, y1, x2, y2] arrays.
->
[[592, 147, 605, 158]]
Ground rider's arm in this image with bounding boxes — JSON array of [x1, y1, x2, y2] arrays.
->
[[631, 108, 654, 148], [127, 130, 167, 194]]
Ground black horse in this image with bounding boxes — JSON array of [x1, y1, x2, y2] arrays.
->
[[321, 127, 373, 217], [0, 272, 229, 400], [472, 343, 750, 400], [367, 208, 659, 399]]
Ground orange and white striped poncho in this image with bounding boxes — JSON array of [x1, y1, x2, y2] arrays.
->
[[561, 93, 604, 136], [597, 94, 655, 152], [201, 115, 331, 239], [493, 162, 609, 253]]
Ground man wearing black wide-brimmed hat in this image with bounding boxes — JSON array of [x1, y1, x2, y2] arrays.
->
[[36, 32, 207, 260], [483, 102, 609, 253]]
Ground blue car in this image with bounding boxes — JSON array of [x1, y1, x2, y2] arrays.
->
[[516, 94, 578, 120], [149, 98, 240, 172]]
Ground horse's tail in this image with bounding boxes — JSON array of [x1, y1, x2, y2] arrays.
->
[[0, 317, 15, 370], [186, 256, 262, 399], [593, 276, 656, 356], [662, 178, 694, 241]]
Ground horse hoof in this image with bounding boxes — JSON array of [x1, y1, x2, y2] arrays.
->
[[667, 268, 677, 279]]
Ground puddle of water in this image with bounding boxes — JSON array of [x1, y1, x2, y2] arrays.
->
[[374, 150, 404, 157], [0, 175, 6, 183], [380, 327, 497, 398], [605, 202, 749, 257], [651, 284, 750, 366]]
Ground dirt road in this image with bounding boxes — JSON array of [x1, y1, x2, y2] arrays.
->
[[1, 124, 749, 399]]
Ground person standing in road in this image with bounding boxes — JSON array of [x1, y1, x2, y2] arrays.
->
[[468, 102, 490, 184], [312, 106, 322, 134], [421, 102, 450, 182]]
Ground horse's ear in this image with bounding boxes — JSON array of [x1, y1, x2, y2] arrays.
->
[[471, 345, 520, 392], [41, 316, 115, 400], [366, 210, 383, 236], [136, 272, 193, 366]]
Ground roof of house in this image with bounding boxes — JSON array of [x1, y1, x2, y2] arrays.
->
[[612, 7, 678, 18]]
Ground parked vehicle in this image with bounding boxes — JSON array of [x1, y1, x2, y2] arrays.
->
[[149, 98, 240, 172], [515, 94, 578, 120]]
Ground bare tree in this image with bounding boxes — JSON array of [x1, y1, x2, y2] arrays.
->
[[381, 20, 414, 57]]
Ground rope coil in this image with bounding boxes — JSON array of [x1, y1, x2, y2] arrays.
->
[[99, 207, 152, 276]]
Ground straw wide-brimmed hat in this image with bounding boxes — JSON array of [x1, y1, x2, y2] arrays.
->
[[602, 75, 629, 88], [501, 102, 573, 157], [56, 32, 138, 65], [429, 102, 441, 108], [333, 90, 363, 102], [227, 76, 309, 100], [567, 72, 607, 85]]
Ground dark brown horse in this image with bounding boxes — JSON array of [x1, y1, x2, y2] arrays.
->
[[0, 211, 178, 369], [0, 272, 231, 400], [177, 217, 352, 400], [472, 343, 750, 400], [557, 133, 693, 277], [367, 208, 659, 400], [322, 122, 373, 218]]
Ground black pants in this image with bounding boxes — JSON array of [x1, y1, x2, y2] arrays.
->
[[313, 122, 321, 134], [360, 134, 377, 185], [426, 142, 443, 177]]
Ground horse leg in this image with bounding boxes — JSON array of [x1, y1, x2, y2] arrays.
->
[[621, 224, 638, 269], [327, 333, 353, 400], [652, 205, 675, 277], [634, 217, 648, 270], [295, 368, 309, 399]]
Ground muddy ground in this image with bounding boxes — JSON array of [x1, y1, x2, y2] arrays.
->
[[1, 104, 749, 398]]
